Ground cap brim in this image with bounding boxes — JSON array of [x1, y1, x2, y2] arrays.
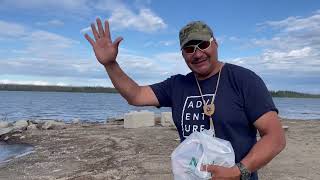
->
[[180, 33, 212, 48]]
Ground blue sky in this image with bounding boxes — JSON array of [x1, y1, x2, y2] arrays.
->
[[0, 0, 319, 93]]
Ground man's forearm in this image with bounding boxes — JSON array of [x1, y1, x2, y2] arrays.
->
[[103, 62, 140, 104], [240, 132, 286, 172]]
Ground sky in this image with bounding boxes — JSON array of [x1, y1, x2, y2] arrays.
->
[[0, 0, 319, 94]]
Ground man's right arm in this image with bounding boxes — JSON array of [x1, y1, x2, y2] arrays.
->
[[103, 61, 159, 106], [84, 18, 159, 107]]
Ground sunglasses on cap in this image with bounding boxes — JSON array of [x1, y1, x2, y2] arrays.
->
[[182, 38, 214, 54]]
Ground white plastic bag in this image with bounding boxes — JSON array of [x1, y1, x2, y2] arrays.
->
[[171, 129, 235, 180]]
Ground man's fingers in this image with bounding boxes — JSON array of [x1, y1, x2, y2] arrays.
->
[[104, 20, 112, 41], [113, 37, 123, 48], [96, 18, 105, 37], [91, 23, 100, 41], [84, 34, 95, 47], [201, 164, 217, 172]]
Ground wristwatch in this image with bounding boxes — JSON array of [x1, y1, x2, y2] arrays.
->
[[236, 162, 251, 180]]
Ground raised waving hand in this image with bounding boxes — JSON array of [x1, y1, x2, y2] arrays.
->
[[84, 18, 123, 66]]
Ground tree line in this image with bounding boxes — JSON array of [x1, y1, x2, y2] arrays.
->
[[0, 84, 118, 93], [269, 90, 320, 98], [0, 84, 319, 98]]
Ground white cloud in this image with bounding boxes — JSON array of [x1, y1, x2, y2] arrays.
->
[[15, 30, 80, 60], [0, 0, 89, 13], [56, 82, 69, 86], [0, 20, 27, 38], [0, 21, 183, 87], [144, 40, 177, 47], [153, 52, 189, 76], [94, 0, 167, 32], [25, 30, 78, 49], [0, 20, 78, 52], [0, 21, 84, 81], [262, 47, 313, 61], [0, 79, 50, 86], [0, 51, 185, 86], [0, 57, 103, 81], [103, 51, 188, 84], [231, 10, 320, 75], [223, 10, 320, 93], [159, 40, 176, 46], [108, 8, 167, 32], [80, 26, 92, 34], [228, 36, 240, 41], [255, 11, 320, 51], [0, 20, 177, 85], [117, 54, 161, 78], [2, 0, 167, 33], [36, 19, 64, 26], [262, 13, 320, 33], [0, 20, 93, 81]]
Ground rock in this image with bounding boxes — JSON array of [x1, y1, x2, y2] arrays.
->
[[105, 117, 124, 125], [12, 134, 22, 137], [29, 119, 42, 124], [71, 118, 81, 124], [27, 124, 38, 131], [42, 120, 66, 130], [13, 120, 28, 131], [0, 121, 10, 128], [0, 127, 14, 136], [282, 125, 289, 131]]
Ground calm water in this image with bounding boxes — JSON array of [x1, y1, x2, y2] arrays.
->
[[0, 142, 34, 165], [0, 91, 170, 122], [273, 98, 320, 120], [0, 91, 319, 122]]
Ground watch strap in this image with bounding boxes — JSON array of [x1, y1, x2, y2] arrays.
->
[[236, 162, 251, 180]]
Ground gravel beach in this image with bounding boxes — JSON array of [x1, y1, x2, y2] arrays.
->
[[0, 119, 319, 180]]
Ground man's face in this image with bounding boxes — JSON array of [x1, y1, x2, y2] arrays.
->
[[181, 38, 218, 79]]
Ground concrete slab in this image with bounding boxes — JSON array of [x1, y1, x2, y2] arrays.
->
[[124, 111, 155, 128], [160, 112, 175, 127]]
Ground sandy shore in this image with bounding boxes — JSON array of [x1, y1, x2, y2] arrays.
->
[[0, 119, 319, 180]]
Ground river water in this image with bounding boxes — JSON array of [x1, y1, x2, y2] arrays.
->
[[0, 91, 319, 122]]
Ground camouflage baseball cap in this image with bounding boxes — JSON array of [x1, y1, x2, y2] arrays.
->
[[179, 21, 213, 48]]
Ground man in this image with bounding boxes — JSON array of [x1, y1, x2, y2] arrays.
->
[[84, 18, 286, 180]]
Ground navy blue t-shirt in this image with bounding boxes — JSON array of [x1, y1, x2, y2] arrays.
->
[[150, 63, 278, 180]]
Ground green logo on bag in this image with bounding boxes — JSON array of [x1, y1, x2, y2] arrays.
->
[[189, 157, 198, 167]]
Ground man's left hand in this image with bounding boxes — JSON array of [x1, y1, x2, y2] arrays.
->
[[201, 164, 241, 180]]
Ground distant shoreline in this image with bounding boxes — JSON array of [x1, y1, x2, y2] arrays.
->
[[0, 84, 118, 94], [0, 84, 320, 98]]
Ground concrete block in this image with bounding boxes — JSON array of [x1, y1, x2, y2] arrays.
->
[[124, 111, 155, 128], [160, 112, 175, 127], [0, 121, 10, 128]]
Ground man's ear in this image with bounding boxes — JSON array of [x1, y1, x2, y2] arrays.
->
[[181, 51, 187, 59], [213, 38, 218, 48]]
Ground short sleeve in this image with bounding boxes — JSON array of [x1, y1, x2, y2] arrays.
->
[[150, 76, 175, 107], [242, 72, 278, 123]]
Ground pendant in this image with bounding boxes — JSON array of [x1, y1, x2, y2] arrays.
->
[[203, 104, 215, 116]]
